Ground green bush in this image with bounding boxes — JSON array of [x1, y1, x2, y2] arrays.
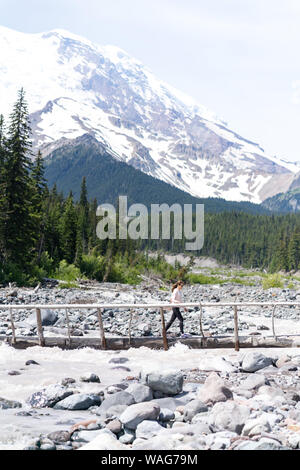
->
[[54, 260, 82, 282], [79, 255, 105, 281], [0, 262, 29, 286], [39, 251, 55, 275], [287, 282, 295, 290], [187, 273, 227, 285], [262, 273, 284, 289], [109, 261, 141, 285]]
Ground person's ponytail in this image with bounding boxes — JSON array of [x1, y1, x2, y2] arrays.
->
[[172, 280, 183, 292]]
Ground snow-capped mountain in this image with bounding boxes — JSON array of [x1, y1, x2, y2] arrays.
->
[[0, 25, 299, 203]]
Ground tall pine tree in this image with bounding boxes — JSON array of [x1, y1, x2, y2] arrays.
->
[[3, 88, 37, 265]]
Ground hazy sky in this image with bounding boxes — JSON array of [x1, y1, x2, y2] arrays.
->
[[1, 0, 300, 162]]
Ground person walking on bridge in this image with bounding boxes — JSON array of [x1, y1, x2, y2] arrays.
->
[[165, 280, 189, 338]]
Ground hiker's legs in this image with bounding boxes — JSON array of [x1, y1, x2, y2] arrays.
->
[[166, 308, 184, 334], [165, 309, 177, 331], [175, 309, 184, 334]]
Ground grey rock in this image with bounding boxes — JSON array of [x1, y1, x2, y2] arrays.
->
[[135, 420, 164, 439], [27, 309, 58, 326], [0, 397, 22, 409], [54, 393, 102, 410], [159, 408, 175, 422], [140, 369, 183, 396], [242, 415, 272, 437], [27, 384, 73, 408], [77, 429, 127, 450], [106, 419, 122, 435], [98, 391, 135, 413], [119, 428, 136, 444], [47, 431, 71, 444], [120, 402, 160, 430], [126, 384, 153, 403], [205, 431, 237, 450], [240, 373, 268, 391], [106, 385, 123, 394], [183, 399, 208, 422], [109, 357, 129, 364], [151, 396, 189, 411], [104, 404, 128, 418], [234, 438, 287, 450], [208, 401, 250, 434], [80, 373, 100, 383], [241, 352, 274, 373], [257, 385, 286, 400], [61, 377, 76, 386]]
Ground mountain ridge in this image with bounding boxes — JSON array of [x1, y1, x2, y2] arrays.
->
[[1, 25, 299, 203], [44, 133, 272, 215]]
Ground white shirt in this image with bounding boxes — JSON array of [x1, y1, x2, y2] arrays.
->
[[171, 287, 182, 304]]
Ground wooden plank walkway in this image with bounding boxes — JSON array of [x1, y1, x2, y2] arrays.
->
[[1, 334, 300, 350]]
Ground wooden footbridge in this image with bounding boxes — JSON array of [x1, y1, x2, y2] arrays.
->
[[1, 302, 300, 351]]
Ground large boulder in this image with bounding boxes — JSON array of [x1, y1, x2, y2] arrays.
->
[[208, 401, 250, 434], [183, 399, 208, 422], [98, 391, 135, 413], [126, 384, 153, 403], [27, 384, 73, 408], [241, 352, 274, 373], [27, 309, 59, 326], [198, 372, 233, 404], [119, 402, 160, 430], [54, 393, 102, 410], [140, 369, 183, 396]]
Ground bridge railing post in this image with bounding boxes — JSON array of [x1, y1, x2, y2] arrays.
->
[[36, 308, 45, 347], [160, 307, 169, 351]]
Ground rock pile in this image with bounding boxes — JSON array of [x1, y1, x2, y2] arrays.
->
[[17, 350, 300, 450]]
